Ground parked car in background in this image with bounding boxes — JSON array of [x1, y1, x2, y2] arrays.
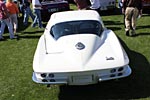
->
[[142, 0, 150, 12], [32, 10, 132, 86], [41, 0, 70, 22], [66, 0, 74, 3], [100, 0, 116, 11]]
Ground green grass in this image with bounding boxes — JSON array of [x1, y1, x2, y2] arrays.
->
[[0, 5, 150, 100]]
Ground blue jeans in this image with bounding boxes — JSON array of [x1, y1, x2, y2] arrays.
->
[[23, 6, 35, 26], [19, 4, 24, 14], [0, 18, 15, 39], [32, 9, 43, 28]]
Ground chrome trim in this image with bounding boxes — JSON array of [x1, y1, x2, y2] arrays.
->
[[32, 72, 68, 85]]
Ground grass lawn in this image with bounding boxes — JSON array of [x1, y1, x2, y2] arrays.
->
[[0, 4, 150, 100]]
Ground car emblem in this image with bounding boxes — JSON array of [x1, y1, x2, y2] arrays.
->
[[106, 57, 115, 60], [75, 42, 85, 50]]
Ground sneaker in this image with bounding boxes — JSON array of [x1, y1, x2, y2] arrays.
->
[[131, 30, 137, 37], [39, 26, 44, 29], [15, 35, 19, 40], [125, 31, 129, 36], [38, 27, 45, 31], [131, 30, 136, 36], [10, 36, 17, 40], [0, 37, 4, 41]]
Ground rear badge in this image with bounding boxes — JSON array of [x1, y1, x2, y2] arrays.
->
[[106, 57, 114, 60], [75, 42, 85, 50]]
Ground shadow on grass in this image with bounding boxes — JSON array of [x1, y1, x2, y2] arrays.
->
[[18, 17, 29, 32], [103, 20, 124, 31], [22, 30, 44, 34], [58, 38, 150, 100], [103, 20, 124, 26], [135, 33, 150, 37], [18, 17, 46, 32], [18, 35, 41, 39], [106, 26, 122, 31], [137, 25, 150, 30]]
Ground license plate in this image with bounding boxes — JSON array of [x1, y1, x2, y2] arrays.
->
[[48, 8, 58, 12], [72, 75, 93, 84], [101, 7, 107, 10]]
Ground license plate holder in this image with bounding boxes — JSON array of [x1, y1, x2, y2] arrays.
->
[[72, 75, 93, 84], [48, 8, 58, 12]]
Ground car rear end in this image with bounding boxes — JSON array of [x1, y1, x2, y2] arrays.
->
[[32, 65, 131, 85], [41, 0, 70, 21], [100, 0, 116, 11], [142, 0, 150, 13]]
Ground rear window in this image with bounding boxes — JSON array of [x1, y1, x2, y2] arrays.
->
[[50, 20, 103, 40]]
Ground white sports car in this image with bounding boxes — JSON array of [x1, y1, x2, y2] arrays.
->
[[32, 10, 132, 85]]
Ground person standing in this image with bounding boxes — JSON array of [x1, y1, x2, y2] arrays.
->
[[122, 0, 142, 36], [89, 0, 101, 14], [18, 0, 24, 17], [118, 0, 123, 13], [74, 0, 89, 10], [23, 0, 35, 26], [0, 0, 16, 40], [32, 0, 43, 28], [6, 0, 19, 35]]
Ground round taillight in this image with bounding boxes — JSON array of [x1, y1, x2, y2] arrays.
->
[[118, 67, 124, 72], [41, 73, 47, 78], [49, 73, 54, 78], [118, 73, 123, 76], [112, 2, 115, 4], [50, 79, 56, 82], [42, 79, 48, 82], [110, 74, 116, 77], [110, 69, 116, 73]]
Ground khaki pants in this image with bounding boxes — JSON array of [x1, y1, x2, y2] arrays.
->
[[125, 7, 139, 31]]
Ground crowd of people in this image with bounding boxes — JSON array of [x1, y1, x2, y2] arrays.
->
[[0, 0, 43, 40], [0, 0, 18, 40], [74, 0, 143, 37], [74, 0, 101, 14], [0, 0, 143, 41]]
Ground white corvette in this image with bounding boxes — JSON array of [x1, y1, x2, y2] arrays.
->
[[32, 10, 132, 85]]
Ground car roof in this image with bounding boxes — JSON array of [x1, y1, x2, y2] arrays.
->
[[49, 10, 102, 25]]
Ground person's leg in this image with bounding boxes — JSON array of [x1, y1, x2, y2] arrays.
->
[[28, 7, 35, 21], [19, 4, 24, 17], [5, 18, 15, 39], [23, 8, 29, 26], [131, 8, 139, 35], [0, 20, 6, 39], [32, 9, 38, 28], [11, 14, 18, 34], [36, 9, 43, 28], [125, 7, 132, 36], [14, 15, 18, 34]]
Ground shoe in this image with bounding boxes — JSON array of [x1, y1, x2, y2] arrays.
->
[[15, 34, 19, 37], [125, 31, 129, 36], [0, 38, 4, 41], [38, 27, 45, 31], [23, 23, 28, 26], [15, 35, 19, 40], [39, 26, 44, 29], [131, 34, 137, 37], [10, 36, 17, 40], [131, 30, 136, 37], [0, 37, 4, 41]]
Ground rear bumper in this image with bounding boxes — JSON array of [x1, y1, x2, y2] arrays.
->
[[32, 65, 132, 85]]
